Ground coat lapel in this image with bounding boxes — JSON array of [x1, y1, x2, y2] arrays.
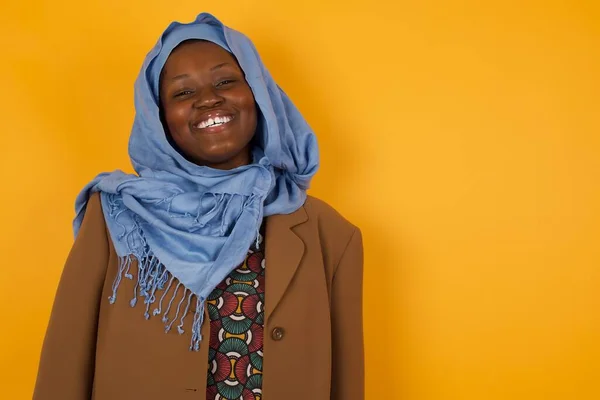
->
[[264, 205, 308, 323]]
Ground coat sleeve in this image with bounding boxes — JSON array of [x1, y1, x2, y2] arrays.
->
[[330, 228, 365, 400], [33, 193, 109, 400]]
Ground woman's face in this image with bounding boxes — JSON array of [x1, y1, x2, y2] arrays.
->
[[159, 40, 257, 170]]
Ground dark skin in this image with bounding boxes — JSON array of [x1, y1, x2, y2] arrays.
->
[[159, 40, 257, 170]]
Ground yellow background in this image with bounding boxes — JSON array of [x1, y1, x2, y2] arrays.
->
[[1, 1, 599, 399]]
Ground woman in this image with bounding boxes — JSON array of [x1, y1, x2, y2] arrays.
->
[[34, 12, 363, 400]]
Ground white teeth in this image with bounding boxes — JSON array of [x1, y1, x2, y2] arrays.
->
[[196, 116, 233, 129]]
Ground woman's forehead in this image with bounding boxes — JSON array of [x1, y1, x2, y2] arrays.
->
[[162, 41, 239, 76], [169, 39, 230, 58]]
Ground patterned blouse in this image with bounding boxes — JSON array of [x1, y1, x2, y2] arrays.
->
[[206, 233, 265, 400]]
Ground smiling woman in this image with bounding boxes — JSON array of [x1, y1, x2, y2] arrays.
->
[[32, 12, 363, 400], [160, 40, 258, 170]]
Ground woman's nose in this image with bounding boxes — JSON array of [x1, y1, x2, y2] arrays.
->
[[193, 87, 224, 109]]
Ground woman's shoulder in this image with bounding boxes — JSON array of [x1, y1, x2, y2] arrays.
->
[[80, 192, 106, 227], [76, 192, 112, 245], [303, 195, 359, 236], [302, 195, 362, 273]]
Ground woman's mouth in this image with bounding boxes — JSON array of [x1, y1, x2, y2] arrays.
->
[[194, 115, 234, 130]]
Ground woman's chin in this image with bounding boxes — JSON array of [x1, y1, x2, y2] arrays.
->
[[188, 149, 251, 170]]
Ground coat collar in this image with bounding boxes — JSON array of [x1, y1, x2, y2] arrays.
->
[[264, 204, 308, 323]]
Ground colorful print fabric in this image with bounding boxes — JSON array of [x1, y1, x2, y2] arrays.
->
[[206, 233, 265, 400]]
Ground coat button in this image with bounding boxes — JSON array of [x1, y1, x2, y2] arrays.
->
[[271, 327, 285, 341]]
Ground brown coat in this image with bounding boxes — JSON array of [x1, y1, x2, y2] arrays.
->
[[33, 193, 364, 400]]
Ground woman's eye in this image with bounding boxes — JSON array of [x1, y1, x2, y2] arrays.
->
[[174, 90, 193, 98], [216, 79, 235, 87]]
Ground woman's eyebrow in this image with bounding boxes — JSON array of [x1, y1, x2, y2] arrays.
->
[[210, 62, 231, 71], [168, 63, 233, 82], [170, 74, 190, 82]]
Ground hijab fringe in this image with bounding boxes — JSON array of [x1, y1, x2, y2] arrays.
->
[[109, 254, 205, 351]]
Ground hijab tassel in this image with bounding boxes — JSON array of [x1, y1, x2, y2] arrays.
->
[[108, 253, 203, 350]]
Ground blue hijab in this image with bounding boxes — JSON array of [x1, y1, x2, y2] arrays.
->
[[74, 13, 319, 350]]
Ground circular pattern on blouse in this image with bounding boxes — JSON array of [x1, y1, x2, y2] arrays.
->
[[206, 234, 265, 400]]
